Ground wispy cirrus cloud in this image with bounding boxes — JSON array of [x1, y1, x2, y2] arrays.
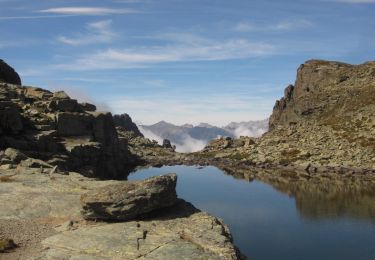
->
[[0, 14, 76, 20], [39, 7, 137, 15], [234, 19, 313, 32], [57, 33, 275, 70], [114, 0, 148, 3], [333, 0, 375, 3], [58, 20, 115, 46]]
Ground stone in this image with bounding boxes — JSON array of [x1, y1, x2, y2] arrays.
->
[[0, 101, 23, 135], [38, 200, 241, 260], [91, 112, 118, 146], [4, 148, 27, 163], [162, 139, 173, 149], [20, 158, 53, 169], [24, 87, 52, 100], [80, 102, 96, 112], [0, 238, 17, 252], [81, 173, 178, 221], [48, 99, 81, 112], [56, 112, 93, 136], [52, 91, 70, 100], [0, 59, 21, 85]]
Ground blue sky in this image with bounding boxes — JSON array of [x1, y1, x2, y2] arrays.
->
[[1, 0, 374, 125]]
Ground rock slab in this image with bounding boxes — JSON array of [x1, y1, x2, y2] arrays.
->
[[81, 173, 178, 221]]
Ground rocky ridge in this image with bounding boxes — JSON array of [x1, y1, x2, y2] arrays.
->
[[195, 60, 375, 174], [0, 81, 138, 178]]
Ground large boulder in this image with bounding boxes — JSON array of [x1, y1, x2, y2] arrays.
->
[[0, 60, 21, 85], [56, 112, 93, 137], [81, 173, 178, 221], [48, 99, 82, 112]]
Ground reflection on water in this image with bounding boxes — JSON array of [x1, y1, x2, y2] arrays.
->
[[231, 168, 375, 221], [130, 165, 375, 260]]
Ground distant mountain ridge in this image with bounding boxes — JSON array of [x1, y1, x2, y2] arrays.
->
[[139, 119, 268, 152]]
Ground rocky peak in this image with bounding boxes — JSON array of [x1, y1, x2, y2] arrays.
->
[[113, 113, 143, 137], [0, 59, 21, 85], [269, 59, 375, 129]]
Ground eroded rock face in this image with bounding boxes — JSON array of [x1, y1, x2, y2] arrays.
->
[[81, 174, 178, 221], [0, 60, 21, 85], [269, 60, 375, 129]]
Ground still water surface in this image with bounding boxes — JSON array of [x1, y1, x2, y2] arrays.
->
[[129, 165, 375, 260]]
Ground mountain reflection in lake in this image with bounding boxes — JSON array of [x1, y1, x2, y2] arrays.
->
[[129, 165, 375, 260]]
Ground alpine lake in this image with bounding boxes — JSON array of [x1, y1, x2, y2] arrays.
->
[[129, 165, 375, 260]]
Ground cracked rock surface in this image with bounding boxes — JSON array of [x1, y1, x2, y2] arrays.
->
[[0, 167, 243, 260]]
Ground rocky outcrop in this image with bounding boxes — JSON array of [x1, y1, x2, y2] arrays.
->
[[196, 60, 375, 172], [81, 174, 178, 221], [269, 60, 375, 129], [0, 81, 134, 178], [113, 113, 143, 137], [0, 60, 21, 85]]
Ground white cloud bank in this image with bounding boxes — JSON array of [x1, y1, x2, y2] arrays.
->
[[138, 126, 164, 144], [174, 136, 207, 153], [232, 125, 267, 138], [138, 126, 207, 153], [58, 20, 114, 46]]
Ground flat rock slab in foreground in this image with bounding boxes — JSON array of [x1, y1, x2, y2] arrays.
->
[[0, 169, 242, 259], [81, 173, 178, 221], [38, 200, 240, 260]]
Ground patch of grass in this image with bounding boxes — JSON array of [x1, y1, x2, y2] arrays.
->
[[281, 149, 301, 157], [227, 153, 248, 161], [193, 151, 218, 158]]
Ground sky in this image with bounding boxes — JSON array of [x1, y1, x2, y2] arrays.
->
[[1, 0, 374, 126]]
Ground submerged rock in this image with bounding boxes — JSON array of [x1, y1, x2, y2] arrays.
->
[[81, 173, 178, 221]]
